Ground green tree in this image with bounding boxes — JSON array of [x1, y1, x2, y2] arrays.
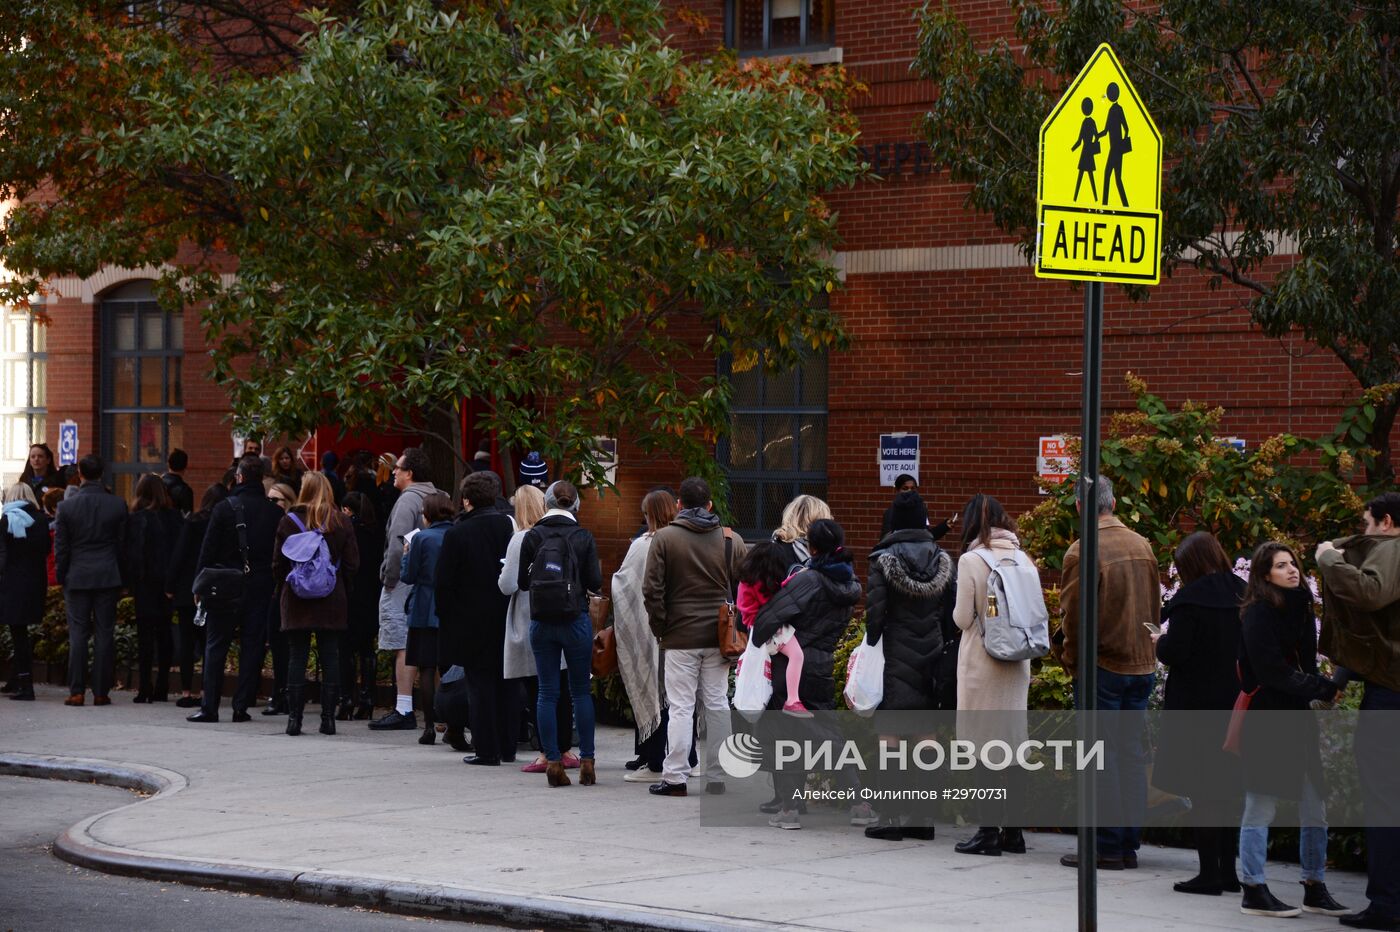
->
[[0, 1, 862, 487], [915, 0, 1400, 483]]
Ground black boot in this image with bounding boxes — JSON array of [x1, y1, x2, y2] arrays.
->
[[998, 828, 1026, 853], [285, 686, 304, 736], [1240, 883, 1301, 918], [8, 674, 34, 701], [319, 687, 336, 735], [955, 826, 1003, 856], [864, 818, 904, 841]]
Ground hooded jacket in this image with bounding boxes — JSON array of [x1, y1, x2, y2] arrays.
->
[[865, 529, 955, 710], [752, 560, 861, 710], [643, 508, 747, 650], [1317, 533, 1400, 692], [380, 481, 436, 587]]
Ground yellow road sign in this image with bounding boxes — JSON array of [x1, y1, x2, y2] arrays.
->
[[1035, 44, 1162, 285]]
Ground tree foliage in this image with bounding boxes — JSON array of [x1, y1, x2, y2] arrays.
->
[[1018, 372, 1383, 570], [915, 0, 1400, 482], [0, 0, 863, 486]]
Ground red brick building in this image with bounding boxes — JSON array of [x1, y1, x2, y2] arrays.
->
[[2, 1, 1381, 577]]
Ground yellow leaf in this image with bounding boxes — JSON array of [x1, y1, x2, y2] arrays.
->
[[1157, 480, 1167, 497], [1140, 478, 1150, 495], [259, 206, 269, 221], [825, 280, 834, 293], [783, 209, 791, 222], [303, 145, 310, 159]]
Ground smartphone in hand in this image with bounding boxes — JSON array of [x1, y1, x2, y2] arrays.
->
[[1142, 622, 1162, 636]]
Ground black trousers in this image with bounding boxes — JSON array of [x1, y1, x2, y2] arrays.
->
[[7, 622, 33, 680], [1359, 683, 1400, 913], [174, 604, 201, 692], [200, 575, 273, 715], [135, 608, 174, 696], [468, 669, 523, 763], [265, 600, 289, 702], [634, 708, 692, 771], [286, 629, 339, 692], [65, 587, 120, 698]]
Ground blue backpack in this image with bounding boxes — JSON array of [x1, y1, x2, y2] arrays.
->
[[282, 512, 339, 599]]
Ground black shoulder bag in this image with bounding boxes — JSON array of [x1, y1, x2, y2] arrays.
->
[[192, 498, 250, 608]]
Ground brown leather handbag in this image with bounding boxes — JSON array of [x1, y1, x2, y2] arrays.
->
[[717, 528, 748, 660], [592, 627, 619, 677], [588, 594, 611, 633]]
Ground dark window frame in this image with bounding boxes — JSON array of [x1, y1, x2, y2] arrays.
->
[[717, 351, 829, 540], [723, 0, 835, 55], [100, 282, 183, 495]]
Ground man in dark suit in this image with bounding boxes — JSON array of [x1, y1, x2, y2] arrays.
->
[[161, 448, 195, 515], [434, 470, 517, 765], [187, 454, 285, 723], [54, 454, 129, 706]]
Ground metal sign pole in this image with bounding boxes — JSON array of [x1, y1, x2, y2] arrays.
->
[[1077, 279, 1104, 932]]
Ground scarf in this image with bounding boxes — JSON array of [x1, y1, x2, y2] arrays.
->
[[2, 501, 34, 539], [610, 533, 663, 740]]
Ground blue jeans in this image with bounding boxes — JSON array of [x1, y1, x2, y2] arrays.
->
[[529, 613, 595, 762], [1094, 668, 1155, 858], [1239, 776, 1328, 885]]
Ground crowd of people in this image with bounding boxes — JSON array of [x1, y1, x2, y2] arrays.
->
[[2, 437, 1397, 928]]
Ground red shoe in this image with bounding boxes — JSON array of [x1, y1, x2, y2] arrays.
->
[[561, 752, 581, 769], [520, 758, 549, 773], [783, 700, 812, 718], [93, 696, 111, 706], [64, 694, 84, 707]]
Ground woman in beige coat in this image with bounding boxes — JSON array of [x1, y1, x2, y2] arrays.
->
[[951, 493, 1033, 857]]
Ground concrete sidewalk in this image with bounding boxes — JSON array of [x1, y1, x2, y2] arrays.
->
[[0, 684, 1369, 930]]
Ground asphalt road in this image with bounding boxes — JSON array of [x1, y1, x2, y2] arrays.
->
[[0, 776, 518, 932]]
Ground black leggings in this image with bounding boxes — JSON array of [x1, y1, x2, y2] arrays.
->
[[174, 605, 202, 692], [286, 630, 340, 692], [135, 611, 173, 696]]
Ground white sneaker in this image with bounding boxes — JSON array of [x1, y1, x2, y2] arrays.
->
[[768, 811, 802, 830], [849, 802, 878, 826], [624, 768, 662, 783]]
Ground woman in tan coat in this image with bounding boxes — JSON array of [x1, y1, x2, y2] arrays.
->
[[951, 493, 1032, 857]]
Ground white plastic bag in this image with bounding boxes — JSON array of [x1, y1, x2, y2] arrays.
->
[[732, 639, 773, 717], [842, 635, 885, 714]]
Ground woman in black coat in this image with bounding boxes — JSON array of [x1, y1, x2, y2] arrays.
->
[[165, 483, 226, 708], [1234, 542, 1348, 918], [752, 519, 862, 828], [1, 484, 51, 701], [339, 491, 383, 719], [127, 474, 182, 703], [1151, 532, 1245, 896], [865, 491, 955, 711]]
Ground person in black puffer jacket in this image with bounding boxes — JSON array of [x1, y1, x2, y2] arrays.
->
[[165, 483, 227, 708], [865, 491, 955, 711], [751, 519, 862, 828]]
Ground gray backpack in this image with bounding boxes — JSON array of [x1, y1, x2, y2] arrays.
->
[[971, 548, 1050, 662]]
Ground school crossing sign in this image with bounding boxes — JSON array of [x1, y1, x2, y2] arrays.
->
[[1035, 44, 1162, 285]]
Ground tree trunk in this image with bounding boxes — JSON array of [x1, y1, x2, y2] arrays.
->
[[423, 402, 466, 495], [1366, 395, 1398, 487]]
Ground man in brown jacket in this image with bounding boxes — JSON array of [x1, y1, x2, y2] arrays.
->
[[643, 476, 747, 797], [1059, 476, 1160, 870]]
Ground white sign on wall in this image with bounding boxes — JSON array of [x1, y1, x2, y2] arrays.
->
[[1037, 435, 1072, 494], [878, 433, 920, 487]]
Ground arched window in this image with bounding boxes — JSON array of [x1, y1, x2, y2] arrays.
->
[[101, 280, 183, 499]]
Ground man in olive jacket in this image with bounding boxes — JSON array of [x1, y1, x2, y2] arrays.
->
[[1317, 492, 1400, 930], [1059, 476, 1159, 870], [642, 476, 746, 797]]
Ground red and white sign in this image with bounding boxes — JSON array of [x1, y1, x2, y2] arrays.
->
[[1037, 435, 1072, 492]]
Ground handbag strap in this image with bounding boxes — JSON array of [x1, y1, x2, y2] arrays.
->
[[229, 497, 250, 575], [722, 527, 735, 602]]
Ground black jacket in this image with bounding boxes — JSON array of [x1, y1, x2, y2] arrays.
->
[[752, 560, 862, 711], [126, 508, 181, 617], [347, 515, 383, 634], [196, 481, 284, 580], [54, 482, 129, 590], [1238, 587, 1333, 798], [0, 503, 51, 626], [1151, 571, 1245, 802], [878, 510, 951, 542], [165, 513, 211, 609], [865, 529, 955, 710], [161, 472, 195, 514], [516, 514, 603, 616], [435, 505, 516, 670]]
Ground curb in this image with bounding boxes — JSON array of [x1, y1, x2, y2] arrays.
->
[[0, 752, 787, 932]]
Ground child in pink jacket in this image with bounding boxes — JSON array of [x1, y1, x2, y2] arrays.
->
[[736, 541, 808, 714]]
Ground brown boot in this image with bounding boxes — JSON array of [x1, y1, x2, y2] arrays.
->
[[546, 760, 571, 787], [579, 758, 596, 786]]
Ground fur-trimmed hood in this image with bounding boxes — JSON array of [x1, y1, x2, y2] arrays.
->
[[874, 535, 953, 601]]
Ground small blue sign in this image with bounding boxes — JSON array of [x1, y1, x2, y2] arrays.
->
[[58, 420, 79, 466]]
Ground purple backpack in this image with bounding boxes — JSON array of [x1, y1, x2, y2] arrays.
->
[[282, 513, 339, 599]]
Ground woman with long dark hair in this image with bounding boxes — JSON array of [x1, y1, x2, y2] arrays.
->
[[273, 472, 359, 736], [271, 446, 306, 494], [338, 491, 382, 720], [1, 483, 50, 701], [1152, 531, 1245, 895], [950, 493, 1033, 856], [165, 483, 226, 707], [128, 473, 181, 702], [1234, 542, 1348, 918], [18, 443, 62, 496]]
